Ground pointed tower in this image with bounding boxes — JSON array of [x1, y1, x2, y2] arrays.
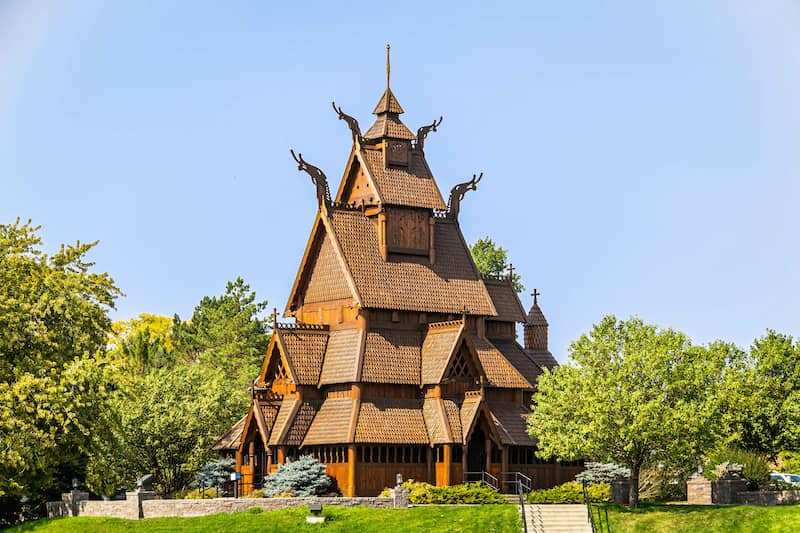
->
[[524, 289, 558, 369]]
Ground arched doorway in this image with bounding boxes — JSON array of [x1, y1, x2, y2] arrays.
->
[[467, 426, 486, 473]]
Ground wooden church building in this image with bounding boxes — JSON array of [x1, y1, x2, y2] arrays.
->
[[213, 49, 580, 496]]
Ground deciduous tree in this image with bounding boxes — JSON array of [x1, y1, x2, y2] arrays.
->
[[469, 237, 524, 292], [527, 316, 727, 508]]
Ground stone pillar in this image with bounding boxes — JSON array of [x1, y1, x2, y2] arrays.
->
[[391, 485, 410, 508], [611, 479, 631, 506], [125, 490, 155, 519], [686, 474, 712, 505], [62, 490, 88, 517], [443, 444, 452, 486], [712, 478, 748, 505]]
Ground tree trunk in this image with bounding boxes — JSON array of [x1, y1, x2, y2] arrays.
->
[[629, 461, 640, 509]]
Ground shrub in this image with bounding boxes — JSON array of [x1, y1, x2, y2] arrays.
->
[[182, 488, 217, 499], [378, 480, 505, 504], [262, 455, 331, 497], [575, 462, 630, 484], [193, 457, 236, 495], [638, 467, 690, 502], [527, 482, 610, 504], [703, 447, 770, 489]]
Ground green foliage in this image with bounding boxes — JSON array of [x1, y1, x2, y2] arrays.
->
[[0, 219, 121, 520], [702, 447, 770, 488], [778, 451, 800, 473], [109, 314, 175, 374], [172, 277, 270, 393], [575, 462, 630, 484], [86, 365, 241, 497], [721, 331, 800, 456], [527, 481, 610, 504], [469, 237, 524, 292], [379, 480, 505, 504], [528, 315, 730, 508], [637, 467, 690, 502], [194, 458, 236, 494], [3, 505, 522, 533], [262, 456, 332, 497]]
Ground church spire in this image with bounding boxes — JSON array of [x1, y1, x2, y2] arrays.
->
[[364, 44, 413, 141]]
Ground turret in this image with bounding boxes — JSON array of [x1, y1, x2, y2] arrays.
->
[[524, 289, 548, 352]]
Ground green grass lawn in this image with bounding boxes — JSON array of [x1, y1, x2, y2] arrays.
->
[[7, 505, 521, 533], [597, 502, 800, 533]]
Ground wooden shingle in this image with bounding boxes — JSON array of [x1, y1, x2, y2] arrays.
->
[[422, 398, 451, 444], [360, 149, 445, 209], [421, 321, 463, 384], [361, 329, 421, 384], [486, 401, 535, 446], [268, 398, 299, 446], [319, 329, 363, 385], [355, 399, 429, 444], [279, 328, 328, 385], [491, 338, 543, 389], [328, 210, 495, 315], [211, 415, 246, 450], [470, 336, 532, 389], [304, 232, 354, 304], [302, 397, 356, 445], [483, 278, 526, 323]]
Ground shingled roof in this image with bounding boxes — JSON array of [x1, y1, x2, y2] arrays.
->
[[469, 336, 532, 389], [355, 398, 430, 444], [276, 327, 328, 385], [361, 329, 421, 384], [319, 328, 363, 385], [211, 415, 246, 451], [486, 401, 535, 446], [421, 321, 464, 384], [303, 398, 356, 445], [358, 148, 445, 209], [527, 350, 559, 371], [491, 338, 543, 389], [483, 278, 526, 323], [327, 210, 496, 315]]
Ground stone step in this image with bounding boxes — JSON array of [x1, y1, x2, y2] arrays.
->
[[523, 503, 593, 533]]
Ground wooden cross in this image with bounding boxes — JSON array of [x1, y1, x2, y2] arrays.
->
[[532, 288, 540, 305], [507, 263, 515, 280]]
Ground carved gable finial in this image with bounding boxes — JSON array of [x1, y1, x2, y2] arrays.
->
[[416, 116, 442, 152], [447, 172, 483, 220], [332, 102, 363, 144], [290, 149, 331, 208]]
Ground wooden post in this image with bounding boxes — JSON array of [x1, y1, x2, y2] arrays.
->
[[347, 445, 357, 496], [266, 448, 273, 474], [485, 437, 492, 473], [462, 445, 468, 481], [277, 446, 286, 465], [426, 446, 434, 485], [443, 444, 452, 486], [501, 446, 509, 492]]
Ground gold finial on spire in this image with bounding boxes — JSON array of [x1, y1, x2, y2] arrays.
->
[[386, 43, 391, 90]]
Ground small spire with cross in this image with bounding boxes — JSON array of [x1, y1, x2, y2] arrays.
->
[[532, 288, 540, 305], [507, 262, 515, 281]]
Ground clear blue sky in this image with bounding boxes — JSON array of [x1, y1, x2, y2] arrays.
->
[[2, 1, 799, 360]]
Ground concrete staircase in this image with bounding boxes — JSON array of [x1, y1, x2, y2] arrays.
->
[[523, 504, 593, 533]]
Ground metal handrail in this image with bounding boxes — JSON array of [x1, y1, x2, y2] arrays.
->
[[462, 471, 499, 491], [582, 481, 597, 533], [501, 471, 532, 493]]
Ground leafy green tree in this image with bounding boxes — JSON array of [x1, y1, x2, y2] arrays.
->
[[109, 314, 175, 374], [0, 219, 121, 518], [527, 316, 728, 508], [469, 237, 524, 292], [172, 277, 270, 396], [721, 331, 800, 456], [88, 365, 241, 497]]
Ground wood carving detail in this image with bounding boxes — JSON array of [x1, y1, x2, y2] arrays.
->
[[290, 149, 331, 208], [447, 172, 483, 220], [332, 102, 363, 143], [415, 116, 442, 152], [386, 207, 429, 253]]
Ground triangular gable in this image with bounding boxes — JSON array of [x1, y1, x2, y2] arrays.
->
[[285, 214, 362, 316], [460, 396, 505, 448], [238, 401, 270, 452], [421, 320, 465, 384], [258, 332, 296, 385], [334, 147, 385, 207]]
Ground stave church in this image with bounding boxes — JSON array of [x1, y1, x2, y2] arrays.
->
[[212, 48, 581, 496]]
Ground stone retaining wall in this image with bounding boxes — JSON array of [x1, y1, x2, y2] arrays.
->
[[47, 488, 408, 520], [142, 496, 393, 518], [737, 490, 800, 506]]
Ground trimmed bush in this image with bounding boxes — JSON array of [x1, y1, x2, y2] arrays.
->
[[575, 462, 630, 484], [262, 455, 332, 497], [527, 481, 610, 504], [378, 480, 506, 504]]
